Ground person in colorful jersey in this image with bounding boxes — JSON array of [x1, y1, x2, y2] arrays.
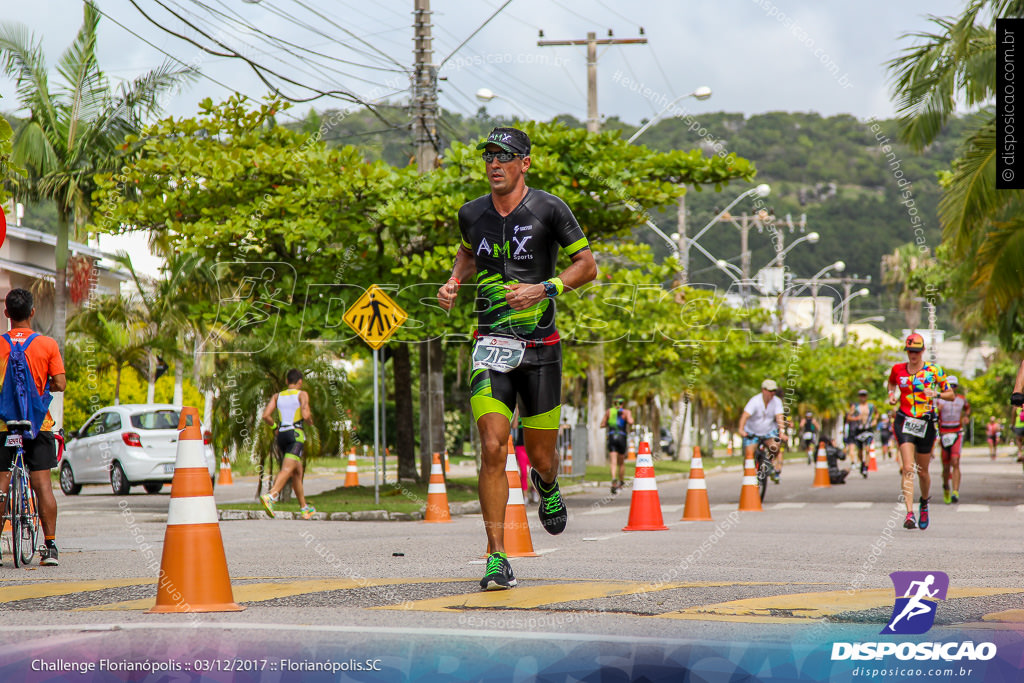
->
[[437, 127, 597, 590], [887, 333, 954, 530]]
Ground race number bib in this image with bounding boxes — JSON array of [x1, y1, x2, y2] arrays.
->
[[472, 335, 527, 373], [4, 433, 22, 447], [940, 432, 959, 448], [902, 416, 928, 438], [802, 432, 813, 441]]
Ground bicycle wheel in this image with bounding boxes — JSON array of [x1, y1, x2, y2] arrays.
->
[[10, 473, 23, 568], [18, 483, 39, 566], [756, 451, 768, 502]]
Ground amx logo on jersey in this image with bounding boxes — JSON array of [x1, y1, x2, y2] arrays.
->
[[476, 236, 534, 260]]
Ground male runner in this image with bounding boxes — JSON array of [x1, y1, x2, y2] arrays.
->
[[800, 411, 819, 464], [936, 376, 969, 504], [846, 389, 877, 478], [437, 127, 597, 590], [259, 369, 317, 520], [600, 397, 633, 494]]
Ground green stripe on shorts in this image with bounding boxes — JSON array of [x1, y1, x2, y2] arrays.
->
[[521, 404, 561, 430]]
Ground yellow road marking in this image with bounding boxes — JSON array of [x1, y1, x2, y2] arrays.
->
[[657, 587, 1024, 622], [78, 578, 466, 611], [374, 581, 816, 612], [981, 609, 1024, 623], [0, 579, 155, 602]]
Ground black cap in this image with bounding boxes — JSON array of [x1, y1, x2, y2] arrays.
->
[[477, 127, 531, 156]]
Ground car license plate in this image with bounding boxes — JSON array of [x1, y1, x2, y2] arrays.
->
[[163, 464, 175, 474], [5, 434, 22, 447]]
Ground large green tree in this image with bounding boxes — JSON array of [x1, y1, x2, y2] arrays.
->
[[0, 1, 193, 351], [888, 0, 1024, 347]]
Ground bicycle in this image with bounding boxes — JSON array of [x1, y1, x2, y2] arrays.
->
[[2, 420, 41, 567], [751, 435, 781, 503]]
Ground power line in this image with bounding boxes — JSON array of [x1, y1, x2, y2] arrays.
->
[[203, 0, 407, 73], [438, 0, 514, 70], [287, 0, 407, 71], [172, 0, 391, 90], [127, 0, 394, 113]]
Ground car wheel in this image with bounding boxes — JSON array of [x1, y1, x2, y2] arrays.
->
[[143, 482, 163, 494], [59, 462, 82, 495], [110, 462, 132, 495]]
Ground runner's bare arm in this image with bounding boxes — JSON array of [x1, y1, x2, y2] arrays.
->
[[300, 390, 313, 426], [261, 393, 278, 426], [504, 248, 598, 311], [438, 245, 477, 311], [49, 373, 66, 392]]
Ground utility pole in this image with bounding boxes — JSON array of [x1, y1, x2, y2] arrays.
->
[[413, 0, 443, 482], [538, 28, 646, 463], [538, 30, 647, 133]]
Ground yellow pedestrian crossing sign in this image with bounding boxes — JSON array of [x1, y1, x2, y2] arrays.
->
[[343, 285, 408, 349]]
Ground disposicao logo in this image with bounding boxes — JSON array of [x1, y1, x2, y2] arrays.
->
[[881, 570, 949, 635], [831, 570, 997, 663]]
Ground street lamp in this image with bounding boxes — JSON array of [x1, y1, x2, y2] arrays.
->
[[838, 288, 870, 345], [475, 88, 530, 119], [762, 231, 819, 269], [627, 86, 712, 144]]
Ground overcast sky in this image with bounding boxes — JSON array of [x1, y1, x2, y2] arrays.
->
[[2, 0, 968, 126], [0, 1, 969, 275]]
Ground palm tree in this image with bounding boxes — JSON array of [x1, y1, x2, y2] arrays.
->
[[887, 0, 1024, 342], [67, 296, 150, 404], [881, 244, 933, 330], [0, 1, 195, 352], [114, 252, 218, 404]]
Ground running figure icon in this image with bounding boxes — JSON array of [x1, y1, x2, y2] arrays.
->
[[881, 570, 949, 635], [886, 575, 938, 631]]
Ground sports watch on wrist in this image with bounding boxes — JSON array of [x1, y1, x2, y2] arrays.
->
[[542, 281, 558, 298]]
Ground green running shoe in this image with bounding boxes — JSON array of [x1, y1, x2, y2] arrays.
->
[[951, 490, 959, 504], [943, 489, 952, 504], [480, 552, 517, 591], [530, 469, 567, 535], [260, 493, 277, 518], [300, 504, 317, 520]]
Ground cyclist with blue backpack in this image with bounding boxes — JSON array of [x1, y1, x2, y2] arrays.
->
[[0, 289, 66, 566]]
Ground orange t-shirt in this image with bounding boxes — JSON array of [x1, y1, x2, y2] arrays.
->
[[0, 328, 65, 431]]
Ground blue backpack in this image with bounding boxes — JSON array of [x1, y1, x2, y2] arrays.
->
[[0, 333, 52, 439]]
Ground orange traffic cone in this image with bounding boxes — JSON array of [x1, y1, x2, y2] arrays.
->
[[682, 446, 713, 521], [563, 442, 573, 476], [485, 437, 538, 557], [737, 449, 763, 511], [867, 440, 878, 472], [217, 451, 234, 486], [727, 441, 734, 457], [813, 439, 831, 488], [443, 449, 449, 474], [148, 407, 243, 613], [423, 452, 452, 523], [623, 441, 668, 531], [344, 450, 360, 487]]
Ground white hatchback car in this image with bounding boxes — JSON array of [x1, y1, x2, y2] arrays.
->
[[60, 404, 216, 496]]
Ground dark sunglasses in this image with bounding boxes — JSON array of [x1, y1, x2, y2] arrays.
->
[[482, 151, 523, 163]]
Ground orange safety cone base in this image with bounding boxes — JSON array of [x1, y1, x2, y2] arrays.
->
[[622, 442, 668, 531], [812, 443, 832, 488], [737, 455, 763, 511], [147, 523, 243, 613], [217, 459, 234, 485], [681, 449, 713, 521], [344, 453, 360, 487], [424, 452, 452, 523]]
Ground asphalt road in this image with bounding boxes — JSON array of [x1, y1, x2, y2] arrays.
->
[[2, 448, 1023, 681]]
